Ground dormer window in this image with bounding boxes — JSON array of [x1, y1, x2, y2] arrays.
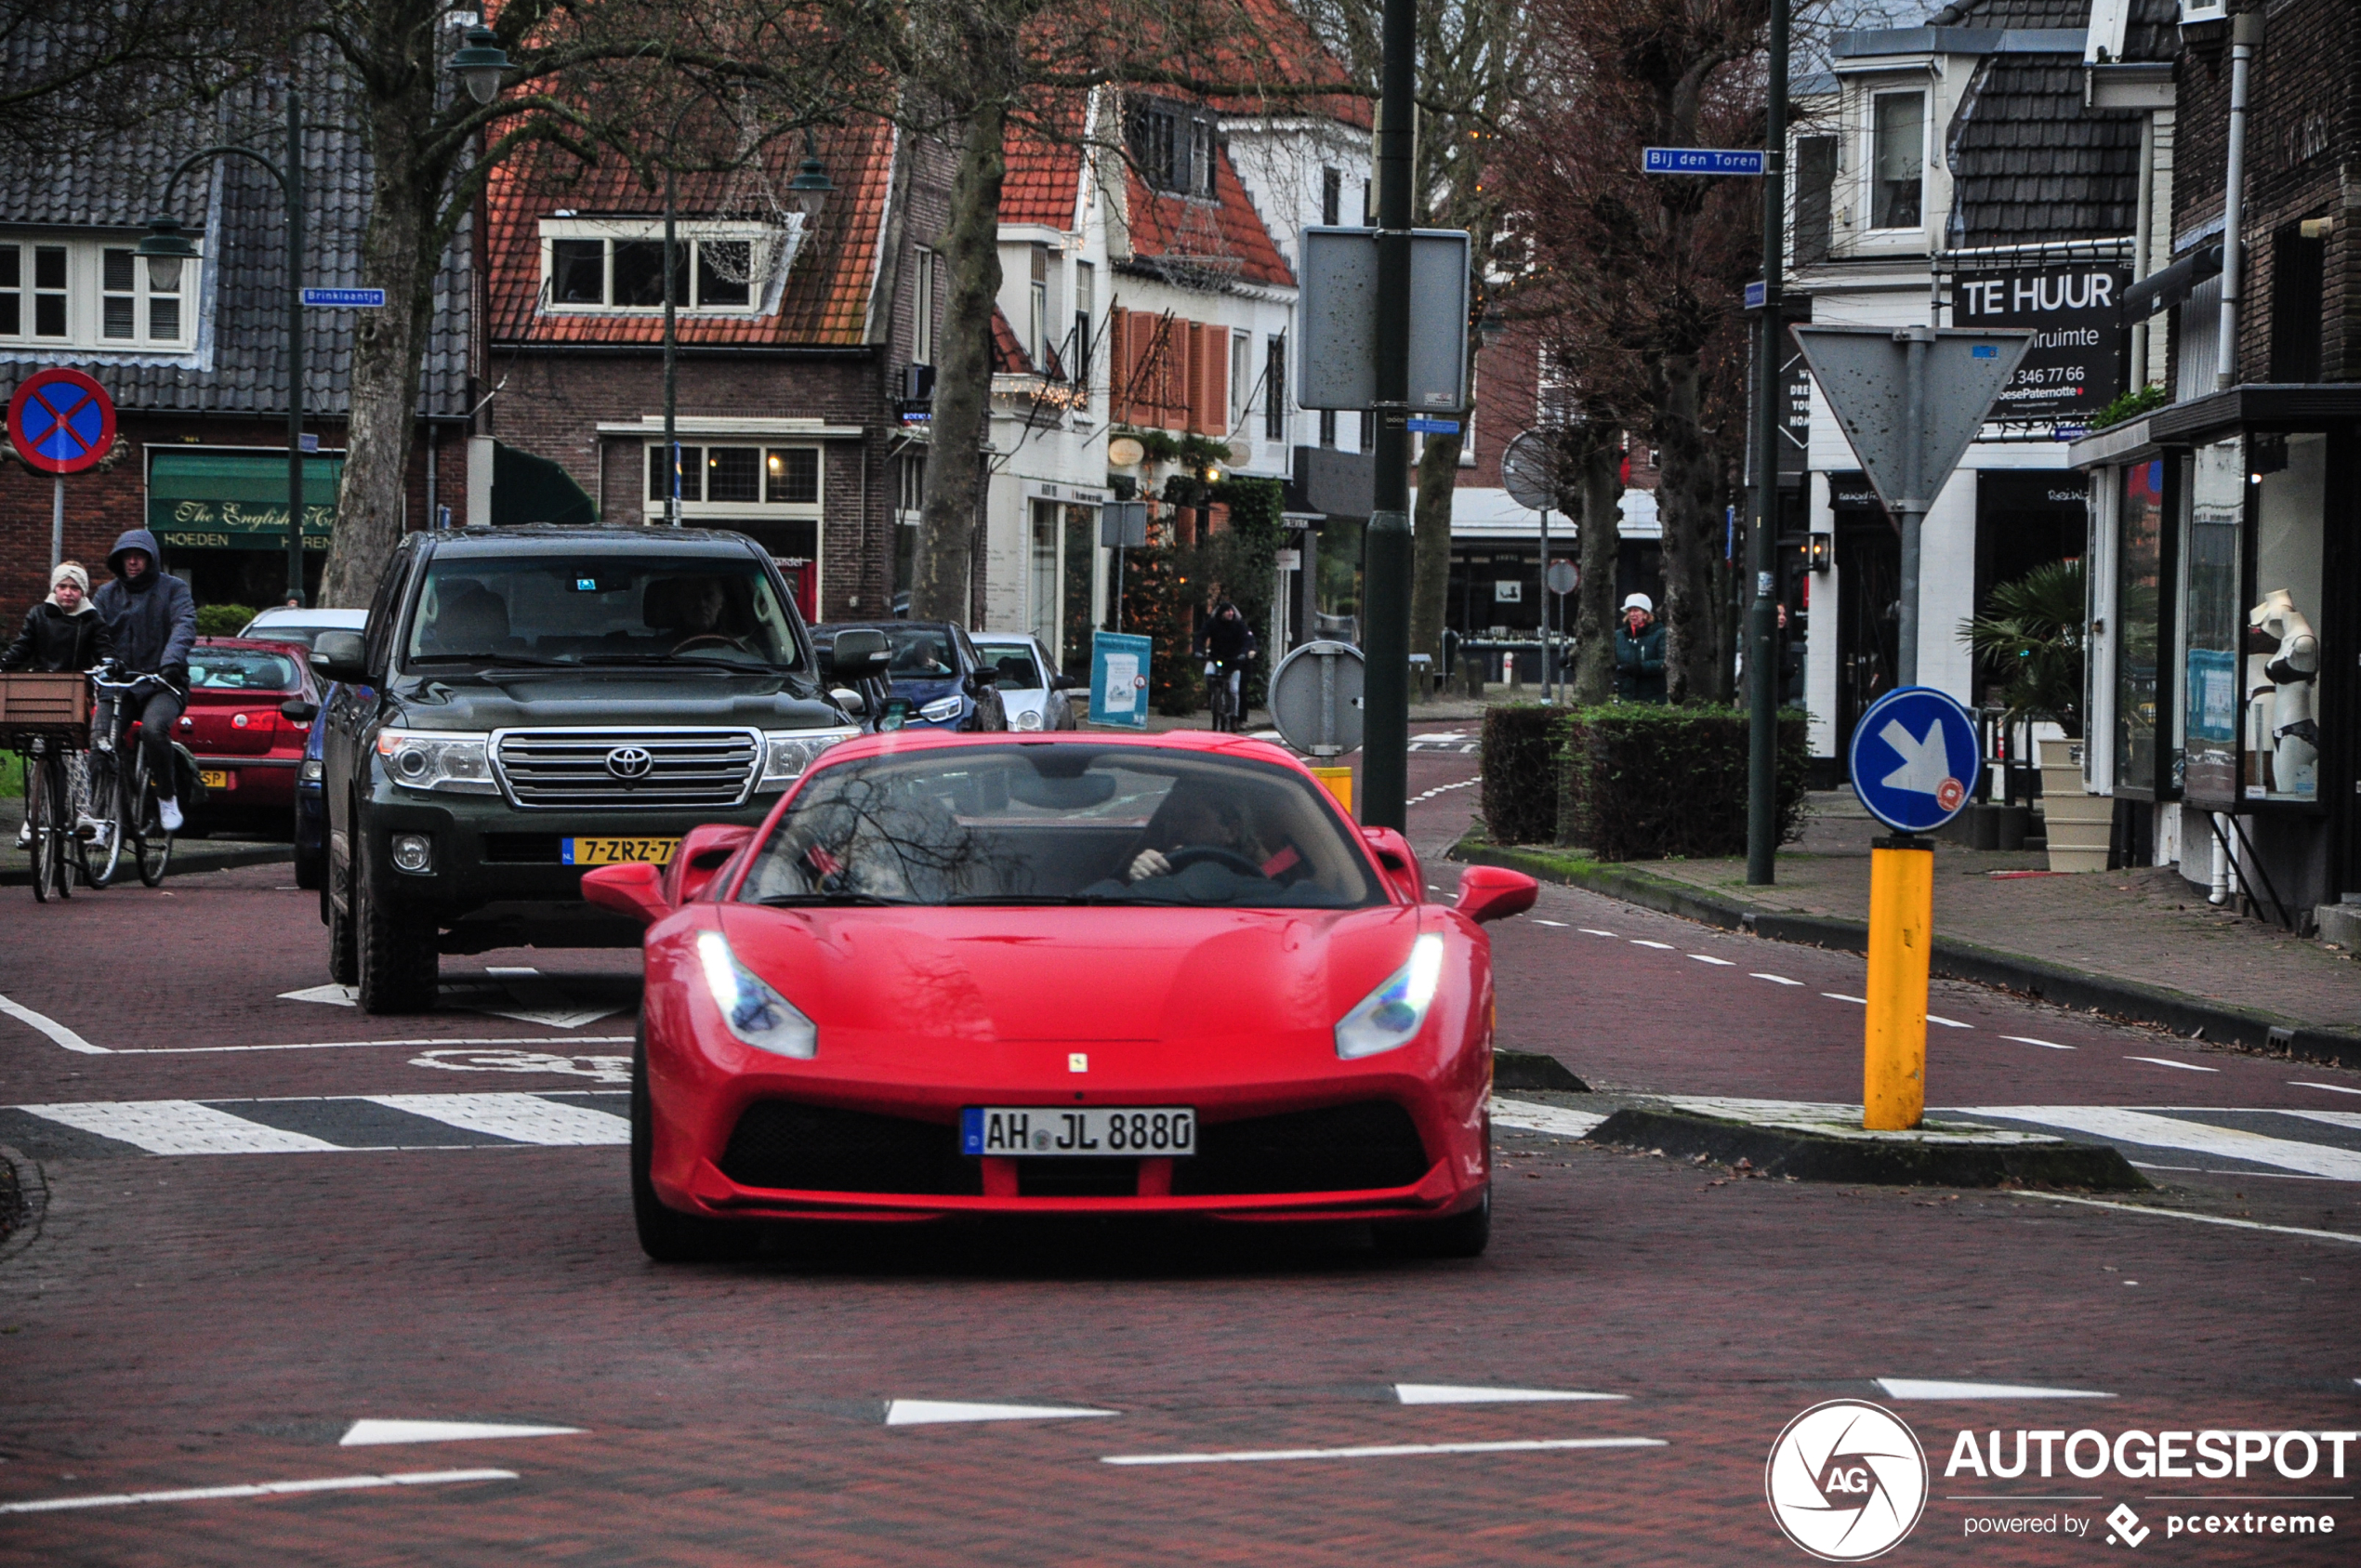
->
[[0, 236, 193, 349], [540, 217, 783, 313], [1870, 91, 1925, 231], [1128, 98, 1218, 199]]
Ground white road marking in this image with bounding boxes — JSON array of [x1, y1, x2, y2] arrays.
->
[[1630, 940, 1674, 950], [1101, 1437, 1667, 1467], [2028, 1192, 2361, 1247], [283, 982, 614, 1031], [341, 1419, 580, 1447], [0, 1468, 517, 1515], [2003, 1035, 2075, 1050], [1532, 919, 1569, 928], [2292, 1081, 2361, 1097], [1957, 1106, 2361, 1181], [1688, 955, 1735, 967], [481, 967, 540, 977], [280, 983, 359, 1007], [18, 1100, 342, 1155], [1394, 1385, 1627, 1405], [1492, 1098, 1606, 1140], [1824, 993, 1868, 1005], [361, 1093, 630, 1147], [2277, 1109, 2361, 1132], [126, 1036, 636, 1056], [2126, 1056, 2219, 1073], [1875, 1379, 2114, 1401], [884, 1400, 1117, 1426], [1751, 973, 1801, 986], [1927, 1015, 1972, 1029], [1576, 929, 1618, 938], [0, 993, 107, 1055]]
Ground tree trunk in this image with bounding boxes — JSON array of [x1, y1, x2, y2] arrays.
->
[[1569, 430, 1620, 705], [1652, 350, 1729, 704], [1408, 425, 1459, 671], [911, 87, 1009, 623]]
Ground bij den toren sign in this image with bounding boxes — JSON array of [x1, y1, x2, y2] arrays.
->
[[1951, 265, 2132, 438]]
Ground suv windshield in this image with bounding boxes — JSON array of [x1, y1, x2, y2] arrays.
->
[[403, 556, 804, 670], [739, 745, 1383, 909]]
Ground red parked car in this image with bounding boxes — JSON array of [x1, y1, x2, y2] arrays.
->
[[176, 639, 321, 834], [585, 729, 1537, 1263]]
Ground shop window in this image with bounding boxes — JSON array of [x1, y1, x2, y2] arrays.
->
[[2247, 432, 2325, 800], [2177, 438, 2244, 806], [2114, 459, 2166, 796], [1870, 92, 1924, 231], [706, 446, 761, 504], [766, 447, 820, 505], [2269, 225, 2326, 383], [648, 443, 701, 504], [643, 442, 820, 518]]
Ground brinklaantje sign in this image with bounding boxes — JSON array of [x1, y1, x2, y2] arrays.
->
[[1951, 266, 2130, 438], [147, 451, 342, 552]]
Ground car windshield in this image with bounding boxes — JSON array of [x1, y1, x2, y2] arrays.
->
[[189, 649, 298, 690], [865, 626, 956, 678], [238, 623, 342, 649], [739, 746, 1384, 909], [403, 556, 804, 670], [974, 641, 1043, 692]]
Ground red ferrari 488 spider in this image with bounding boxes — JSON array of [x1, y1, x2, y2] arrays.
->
[[585, 730, 1537, 1261]]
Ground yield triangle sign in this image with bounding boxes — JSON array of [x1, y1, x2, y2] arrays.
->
[[1791, 327, 2033, 516]]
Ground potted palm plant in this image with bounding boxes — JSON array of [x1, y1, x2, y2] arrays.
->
[[1961, 560, 2109, 872]]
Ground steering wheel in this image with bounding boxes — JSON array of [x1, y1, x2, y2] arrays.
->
[[1162, 845, 1266, 878], [671, 633, 753, 655]]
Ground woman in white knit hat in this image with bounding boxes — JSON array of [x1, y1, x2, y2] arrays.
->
[[5, 562, 112, 846]]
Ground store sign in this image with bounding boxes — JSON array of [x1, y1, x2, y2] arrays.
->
[[1952, 266, 2130, 438], [147, 452, 341, 551]]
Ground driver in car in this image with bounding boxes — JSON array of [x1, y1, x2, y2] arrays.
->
[[1125, 785, 1307, 887]]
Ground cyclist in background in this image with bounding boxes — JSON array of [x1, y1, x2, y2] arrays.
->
[[91, 530, 196, 832], [4, 562, 112, 849], [1194, 599, 1256, 732]]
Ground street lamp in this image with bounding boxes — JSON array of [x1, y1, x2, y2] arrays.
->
[[141, 83, 310, 606], [785, 127, 836, 221], [447, 26, 512, 106]]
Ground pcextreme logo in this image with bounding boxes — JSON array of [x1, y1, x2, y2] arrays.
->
[[1766, 1401, 1930, 1561]]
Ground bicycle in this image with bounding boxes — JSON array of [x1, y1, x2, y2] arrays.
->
[[1, 670, 92, 903], [1205, 657, 1247, 733], [85, 667, 175, 889]]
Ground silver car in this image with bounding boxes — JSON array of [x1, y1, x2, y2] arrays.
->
[[972, 632, 1079, 731], [237, 606, 370, 651]]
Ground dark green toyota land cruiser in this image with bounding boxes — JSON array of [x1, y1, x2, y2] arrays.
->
[[309, 526, 884, 1014]]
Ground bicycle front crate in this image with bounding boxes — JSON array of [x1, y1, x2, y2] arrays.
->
[[0, 671, 92, 748]]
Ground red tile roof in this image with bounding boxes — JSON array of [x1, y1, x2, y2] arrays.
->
[[1125, 144, 1294, 289], [989, 306, 1035, 375], [1002, 101, 1085, 228], [484, 120, 895, 349], [1200, 0, 1373, 129]]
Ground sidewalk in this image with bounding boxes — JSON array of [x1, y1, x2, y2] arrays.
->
[[1457, 789, 2361, 1065], [0, 795, 291, 885]]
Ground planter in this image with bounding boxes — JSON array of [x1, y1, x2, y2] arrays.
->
[[2038, 737, 2111, 872]]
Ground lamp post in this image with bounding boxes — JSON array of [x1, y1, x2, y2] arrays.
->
[[1746, 0, 1790, 886], [140, 84, 309, 604]]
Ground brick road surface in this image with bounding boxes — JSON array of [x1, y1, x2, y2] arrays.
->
[[0, 732, 2355, 1564]]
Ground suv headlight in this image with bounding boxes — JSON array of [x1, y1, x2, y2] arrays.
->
[[376, 729, 495, 794], [919, 694, 963, 723], [1334, 933, 1445, 1060], [759, 726, 857, 789], [696, 929, 817, 1059]]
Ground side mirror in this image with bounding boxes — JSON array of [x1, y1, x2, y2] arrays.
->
[[825, 628, 890, 682], [663, 824, 757, 906], [1454, 864, 1538, 925], [1361, 825, 1424, 904], [580, 860, 674, 927], [311, 630, 365, 682], [1049, 671, 1079, 691], [829, 686, 868, 716], [876, 696, 912, 732], [280, 699, 319, 724], [967, 664, 999, 691]]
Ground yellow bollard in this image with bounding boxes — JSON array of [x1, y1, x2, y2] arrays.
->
[[1310, 765, 1353, 816], [1864, 837, 1933, 1130]]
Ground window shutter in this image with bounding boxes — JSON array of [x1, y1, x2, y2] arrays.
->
[[1199, 323, 1227, 437]]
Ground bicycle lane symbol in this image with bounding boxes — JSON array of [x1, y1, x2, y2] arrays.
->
[[409, 1048, 633, 1084]]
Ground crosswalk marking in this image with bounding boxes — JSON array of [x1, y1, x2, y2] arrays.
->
[[1394, 1384, 1627, 1405], [1956, 1106, 2361, 1181], [885, 1400, 1116, 1426], [17, 1100, 343, 1155], [1875, 1378, 2113, 1402], [362, 1093, 629, 1147], [1492, 1098, 1607, 1140]]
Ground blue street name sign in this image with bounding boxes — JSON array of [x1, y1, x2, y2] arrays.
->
[[1849, 686, 1984, 835], [1642, 148, 1765, 177], [1744, 280, 1767, 310], [300, 287, 387, 309], [1405, 417, 1460, 434]]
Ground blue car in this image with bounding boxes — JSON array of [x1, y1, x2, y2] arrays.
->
[[812, 621, 1008, 732], [294, 681, 331, 894]]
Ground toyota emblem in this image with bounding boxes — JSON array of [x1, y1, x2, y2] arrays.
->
[[604, 745, 654, 780]]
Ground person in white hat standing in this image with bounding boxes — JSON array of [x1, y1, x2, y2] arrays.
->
[[1614, 592, 1667, 704]]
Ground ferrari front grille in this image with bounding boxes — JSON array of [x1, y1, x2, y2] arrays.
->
[[719, 1100, 982, 1195], [1172, 1100, 1431, 1196]]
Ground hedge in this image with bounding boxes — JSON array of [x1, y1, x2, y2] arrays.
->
[[1556, 705, 1812, 861], [195, 603, 257, 638], [1478, 704, 1566, 845]]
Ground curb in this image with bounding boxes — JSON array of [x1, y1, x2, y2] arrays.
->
[[1495, 1048, 1589, 1093], [1588, 1107, 2149, 1191], [1452, 837, 2361, 1071], [0, 842, 293, 888]]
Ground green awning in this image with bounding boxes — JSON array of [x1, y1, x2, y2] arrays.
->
[[492, 441, 597, 527], [149, 452, 341, 551]]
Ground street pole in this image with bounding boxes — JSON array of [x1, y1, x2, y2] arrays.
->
[[50, 477, 63, 573], [284, 85, 307, 606], [1361, 0, 1416, 829], [1537, 507, 1552, 703], [1894, 326, 1931, 686], [1745, 0, 1788, 885], [664, 161, 680, 526]]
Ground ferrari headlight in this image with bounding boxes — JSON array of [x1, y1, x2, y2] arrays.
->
[[919, 694, 963, 724], [375, 729, 495, 793], [1012, 706, 1044, 731], [696, 929, 816, 1059], [1334, 932, 1445, 1060], [759, 725, 857, 789]]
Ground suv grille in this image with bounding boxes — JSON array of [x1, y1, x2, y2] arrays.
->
[[494, 728, 758, 809]]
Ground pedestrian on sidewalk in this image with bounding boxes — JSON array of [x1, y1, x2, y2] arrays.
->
[[91, 529, 197, 833], [1615, 593, 1666, 704]]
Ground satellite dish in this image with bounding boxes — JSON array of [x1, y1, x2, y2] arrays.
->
[[1499, 429, 1563, 513]]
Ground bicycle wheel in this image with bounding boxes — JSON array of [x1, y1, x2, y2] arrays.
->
[[69, 752, 102, 889], [26, 753, 55, 903], [41, 747, 72, 901], [84, 749, 126, 889], [136, 757, 172, 887]]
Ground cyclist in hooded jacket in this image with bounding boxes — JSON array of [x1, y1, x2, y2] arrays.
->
[[91, 529, 197, 832]]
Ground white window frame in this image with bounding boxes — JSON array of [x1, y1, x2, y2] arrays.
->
[[0, 233, 196, 351], [913, 246, 938, 365], [1230, 329, 1252, 428], [640, 441, 824, 520], [1862, 86, 1930, 243], [540, 217, 772, 315]]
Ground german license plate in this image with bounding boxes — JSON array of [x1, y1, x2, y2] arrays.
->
[[563, 837, 679, 866], [962, 1106, 1195, 1157], [199, 769, 231, 789]]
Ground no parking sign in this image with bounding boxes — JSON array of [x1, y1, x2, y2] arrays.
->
[[8, 368, 116, 475]]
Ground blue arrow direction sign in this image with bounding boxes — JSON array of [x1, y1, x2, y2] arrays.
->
[[1849, 686, 1984, 835], [301, 287, 386, 309], [1405, 417, 1460, 434], [1642, 148, 1765, 177]]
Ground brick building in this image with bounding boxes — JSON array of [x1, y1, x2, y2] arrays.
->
[[0, 55, 469, 626]]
